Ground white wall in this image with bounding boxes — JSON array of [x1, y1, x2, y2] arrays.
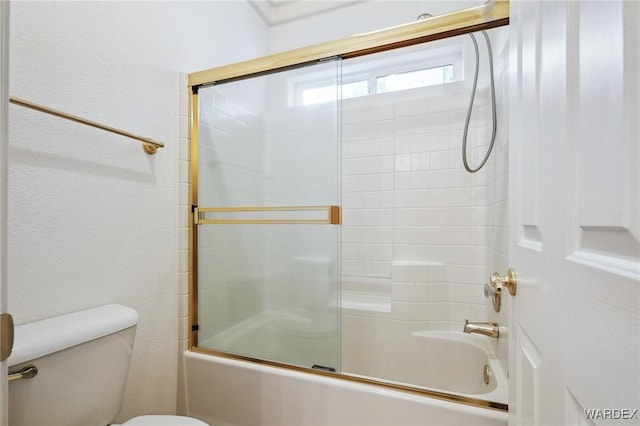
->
[[9, 1, 267, 422], [268, 0, 484, 53]]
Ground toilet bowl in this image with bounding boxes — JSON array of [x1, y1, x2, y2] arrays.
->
[[116, 415, 209, 425], [8, 304, 210, 426]]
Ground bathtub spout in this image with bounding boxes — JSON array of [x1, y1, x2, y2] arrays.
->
[[463, 320, 499, 338]]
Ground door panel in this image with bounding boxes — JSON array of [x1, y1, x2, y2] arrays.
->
[[193, 59, 342, 371], [509, 1, 640, 424]]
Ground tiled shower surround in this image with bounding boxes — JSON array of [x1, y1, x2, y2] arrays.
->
[[341, 32, 510, 376], [340, 78, 509, 376], [342, 81, 492, 321]]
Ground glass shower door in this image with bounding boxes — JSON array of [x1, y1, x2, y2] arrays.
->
[[194, 59, 341, 371]]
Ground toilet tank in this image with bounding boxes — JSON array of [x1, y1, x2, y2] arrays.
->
[[8, 304, 139, 426]]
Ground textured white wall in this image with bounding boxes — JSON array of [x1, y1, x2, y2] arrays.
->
[[8, 1, 267, 422]]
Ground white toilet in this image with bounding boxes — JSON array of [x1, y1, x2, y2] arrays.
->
[[8, 304, 209, 426]]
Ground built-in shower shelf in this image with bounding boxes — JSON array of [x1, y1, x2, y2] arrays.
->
[[341, 273, 392, 312], [341, 293, 392, 313]]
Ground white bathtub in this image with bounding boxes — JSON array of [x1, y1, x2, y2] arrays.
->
[[183, 351, 507, 426], [348, 330, 508, 403], [201, 310, 338, 370], [199, 311, 507, 404], [184, 320, 508, 426]]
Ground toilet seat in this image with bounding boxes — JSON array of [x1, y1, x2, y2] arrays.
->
[[119, 415, 210, 425]]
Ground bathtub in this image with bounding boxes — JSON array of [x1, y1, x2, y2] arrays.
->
[[200, 310, 338, 370], [348, 330, 509, 403], [184, 315, 508, 426], [183, 351, 507, 426]]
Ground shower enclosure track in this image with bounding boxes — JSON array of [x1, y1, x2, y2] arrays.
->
[[189, 0, 508, 88]]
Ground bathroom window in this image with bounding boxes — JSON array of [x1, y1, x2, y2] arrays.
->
[[375, 64, 454, 94], [299, 64, 454, 106], [302, 80, 370, 105], [295, 38, 464, 106]]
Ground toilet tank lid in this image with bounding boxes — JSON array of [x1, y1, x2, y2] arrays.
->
[[8, 304, 139, 367]]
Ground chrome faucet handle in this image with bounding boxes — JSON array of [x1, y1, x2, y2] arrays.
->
[[485, 268, 517, 313], [484, 281, 501, 297], [485, 277, 502, 312]]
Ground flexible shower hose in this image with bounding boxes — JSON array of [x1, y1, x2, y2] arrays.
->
[[462, 31, 497, 173]]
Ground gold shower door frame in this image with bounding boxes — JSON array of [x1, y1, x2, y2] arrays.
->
[[187, 0, 509, 412]]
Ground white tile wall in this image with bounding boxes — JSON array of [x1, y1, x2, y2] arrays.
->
[[341, 61, 510, 380], [485, 32, 511, 376], [178, 74, 190, 354], [195, 85, 267, 344]]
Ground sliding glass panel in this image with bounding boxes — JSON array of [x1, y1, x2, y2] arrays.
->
[[338, 30, 509, 406], [195, 59, 341, 371]]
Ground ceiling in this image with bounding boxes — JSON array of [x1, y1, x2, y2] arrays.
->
[[248, 0, 367, 26]]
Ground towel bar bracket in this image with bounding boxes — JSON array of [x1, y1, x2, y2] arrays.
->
[[8, 364, 38, 381]]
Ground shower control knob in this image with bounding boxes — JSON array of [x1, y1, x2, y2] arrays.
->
[[484, 282, 499, 297], [485, 268, 517, 312], [491, 268, 517, 296]]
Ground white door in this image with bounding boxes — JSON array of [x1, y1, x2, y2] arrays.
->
[[509, 0, 640, 425]]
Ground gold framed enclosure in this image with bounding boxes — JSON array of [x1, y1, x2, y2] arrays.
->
[[187, 0, 509, 413], [188, 0, 509, 87]]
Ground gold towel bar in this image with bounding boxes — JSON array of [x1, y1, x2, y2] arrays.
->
[[10, 97, 165, 155], [195, 205, 341, 225]]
